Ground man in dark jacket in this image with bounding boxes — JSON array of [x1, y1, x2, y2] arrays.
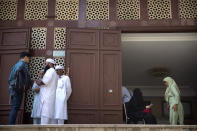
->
[[8, 52, 31, 124]]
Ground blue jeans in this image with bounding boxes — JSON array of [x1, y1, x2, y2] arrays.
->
[[9, 93, 23, 125]]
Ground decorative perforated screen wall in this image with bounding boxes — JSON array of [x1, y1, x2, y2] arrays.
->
[[54, 27, 66, 49], [117, 0, 140, 20], [148, 0, 172, 19], [55, 0, 79, 20], [30, 27, 47, 49], [24, 0, 48, 20], [86, 0, 109, 20], [29, 57, 45, 80], [0, 0, 17, 20], [179, 0, 197, 19], [54, 57, 65, 67]]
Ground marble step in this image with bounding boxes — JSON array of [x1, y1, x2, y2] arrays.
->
[[0, 124, 197, 131]]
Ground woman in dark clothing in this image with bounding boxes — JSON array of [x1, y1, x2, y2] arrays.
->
[[126, 88, 157, 124]]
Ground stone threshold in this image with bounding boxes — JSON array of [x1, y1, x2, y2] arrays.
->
[[0, 124, 197, 131]]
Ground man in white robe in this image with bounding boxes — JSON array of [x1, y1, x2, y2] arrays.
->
[[36, 58, 58, 124], [54, 65, 72, 124]]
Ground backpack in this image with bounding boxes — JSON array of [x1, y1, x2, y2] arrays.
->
[[13, 63, 25, 93]]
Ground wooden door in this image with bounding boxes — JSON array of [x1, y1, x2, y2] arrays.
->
[[67, 49, 99, 123], [66, 28, 122, 124], [0, 28, 30, 124]]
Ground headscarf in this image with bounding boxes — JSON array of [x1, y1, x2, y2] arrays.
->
[[163, 77, 181, 102], [133, 88, 145, 111]]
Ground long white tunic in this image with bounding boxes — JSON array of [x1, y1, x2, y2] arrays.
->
[[37, 68, 58, 118], [54, 75, 72, 120], [31, 81, 41, 118]]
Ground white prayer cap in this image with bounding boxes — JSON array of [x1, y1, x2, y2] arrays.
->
[[55, 65, 64, 70], [46, 58, 55, 64]]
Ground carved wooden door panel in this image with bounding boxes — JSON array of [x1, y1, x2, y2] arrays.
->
[[66, 28, 122, 124], [0, 28, 30, 124]]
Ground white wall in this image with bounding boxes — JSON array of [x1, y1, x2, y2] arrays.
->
[[126, 85, 196, 97]]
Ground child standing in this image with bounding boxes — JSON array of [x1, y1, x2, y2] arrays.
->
[[31, 70, 44, 124]]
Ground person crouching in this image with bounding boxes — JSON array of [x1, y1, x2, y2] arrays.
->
[[54, 65, 72, 124]]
